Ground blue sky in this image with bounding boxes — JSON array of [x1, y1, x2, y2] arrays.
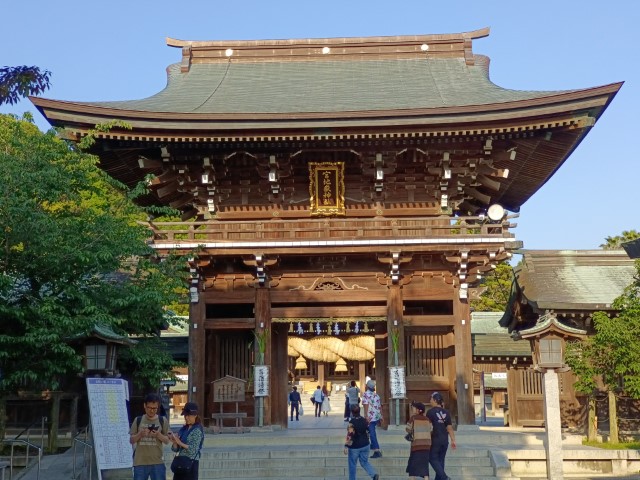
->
[[2, 1, 637, 254]]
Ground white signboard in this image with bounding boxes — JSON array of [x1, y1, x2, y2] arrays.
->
[[388, 366, 406, 399], [254, 365, 270, 397], [86, 378, 133, 475], [492, 372, 508, 379]]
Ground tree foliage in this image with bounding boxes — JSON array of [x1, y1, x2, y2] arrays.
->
[[0, 114, 188, 395], [566, 259, 640, 398], [600, 230, 640, 250], [471, 262, 514, 312], [0, 66, 51, 106]]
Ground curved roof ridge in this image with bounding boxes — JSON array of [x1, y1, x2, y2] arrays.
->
[[166, 28, 490, 49]]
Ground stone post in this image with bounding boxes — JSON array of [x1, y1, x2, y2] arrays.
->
[[542, 369, 564, 480]]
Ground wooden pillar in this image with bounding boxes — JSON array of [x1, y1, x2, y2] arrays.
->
[[318, 364, 326, 389], [374, 323, 388, 429], [272, 322, 289, 428], [47, 392, 61, 453], [255, 287, 272, 425], [70, 395, 79, 437], [189, 291, 206, 413], [387, 283, 405, 425], [453, 291, 475, 425], [358, 362, 366, 390]]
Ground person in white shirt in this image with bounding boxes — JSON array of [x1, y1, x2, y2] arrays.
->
[[312, 385, 324, 417]]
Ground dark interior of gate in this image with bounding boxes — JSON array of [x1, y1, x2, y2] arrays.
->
[[202, 280, 461, 429]]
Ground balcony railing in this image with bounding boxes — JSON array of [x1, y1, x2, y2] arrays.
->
[[145, 215, 516, 244]]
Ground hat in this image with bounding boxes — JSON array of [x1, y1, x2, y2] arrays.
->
[[411, 400, 426, 412], [181, 402, 199, 415], [366, 380, 376, 390]]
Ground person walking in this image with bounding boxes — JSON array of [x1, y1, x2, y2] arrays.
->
[[345, 380, 361, 420], [312, 385, 324, 417], [129, 392, 171, 480], [362, 379, 383, 458], [426, 392, 456, 480], [288, 386, 301, 421], [343, 404, 379, 480], [321, 385, 331, 416], [168, 402, 205, 480], [405, 401, 432, 480]]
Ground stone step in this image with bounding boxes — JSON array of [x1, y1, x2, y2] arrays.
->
[[200, 446, 491, 461], [200, 455, 492, 469], [199, 465, 498, 479], [171, 445, 497, 479]]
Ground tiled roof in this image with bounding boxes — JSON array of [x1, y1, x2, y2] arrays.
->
[[471, 312, 531, 357], [515, 250, 637, 311], [87, 56, 565, 115], [32, 29, 620, 126], [623, 239, 640, 259]]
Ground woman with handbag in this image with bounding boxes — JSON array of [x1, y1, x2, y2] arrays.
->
[[168, 402, 205, 480], [405, 401, 432, 480]]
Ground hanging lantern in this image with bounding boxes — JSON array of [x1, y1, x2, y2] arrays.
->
[[335, 357, 347, 372], [295, 355, 308, 370], [289, 323, 294, 333]]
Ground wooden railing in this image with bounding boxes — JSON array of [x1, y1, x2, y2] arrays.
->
[[145, 215, 516, 243]]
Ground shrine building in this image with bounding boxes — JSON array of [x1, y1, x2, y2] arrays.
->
[[31, 28, 621, 428]]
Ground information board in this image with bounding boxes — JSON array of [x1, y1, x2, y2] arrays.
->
[[86, 378, 133, 477], [388, 366, 406, 399], [254, 366, 270, 397]]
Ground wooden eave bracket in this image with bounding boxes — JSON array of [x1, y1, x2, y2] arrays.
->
[[181, 46, 192, 73]]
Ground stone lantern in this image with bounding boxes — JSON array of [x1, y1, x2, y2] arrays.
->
[[513, 313, 586, 480]]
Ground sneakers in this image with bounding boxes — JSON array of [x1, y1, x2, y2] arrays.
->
[[372, 474, 379, 480], [370, 451, 382, 459]]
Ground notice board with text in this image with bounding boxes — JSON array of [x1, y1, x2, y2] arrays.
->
[[86, 378, 132, 479]]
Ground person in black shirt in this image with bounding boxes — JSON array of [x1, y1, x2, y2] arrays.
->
[[426, 392, 456, 480], [288, 386, 302, 421], [343, 404, 379, 480]]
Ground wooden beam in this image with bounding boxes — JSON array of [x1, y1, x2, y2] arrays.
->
[[403, 315, 455, 326], [204, 318, 255, 329], [271, 306, 387, 318]]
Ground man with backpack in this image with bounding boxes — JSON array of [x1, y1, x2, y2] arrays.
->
[[343, 404, 379, 480], [129, 392, 171, 480]]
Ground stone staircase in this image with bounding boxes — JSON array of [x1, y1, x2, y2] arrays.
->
[[196, 444, 500, 480], [174, 425, 513, 480]]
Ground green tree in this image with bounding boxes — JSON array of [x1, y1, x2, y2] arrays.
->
[[471, 262, 514, 312], [0, 66, 51, 105], [600, 230, 640, 250], [566, 259, 640, 442], [0, 114, 188, 436]]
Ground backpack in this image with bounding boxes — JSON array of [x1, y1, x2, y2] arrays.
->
[[351, 416, 369, 443]]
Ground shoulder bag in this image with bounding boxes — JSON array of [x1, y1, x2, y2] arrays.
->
[[170, 454, 194, 473]]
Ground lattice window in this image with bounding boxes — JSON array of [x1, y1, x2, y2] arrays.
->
[[517, 369, 542, 396], [405, 333, 447, 376], [217, 333, 253, 380]]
